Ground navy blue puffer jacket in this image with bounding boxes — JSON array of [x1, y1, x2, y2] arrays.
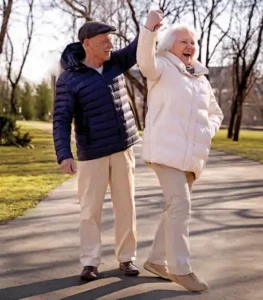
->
[[53, 37, 140, 163]]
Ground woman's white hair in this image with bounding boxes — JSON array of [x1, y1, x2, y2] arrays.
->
[[157, 24, 199, 56]]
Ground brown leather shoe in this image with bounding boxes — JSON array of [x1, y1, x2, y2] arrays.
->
[[80, 266, 99, 281], [120, 261, 140, 276]]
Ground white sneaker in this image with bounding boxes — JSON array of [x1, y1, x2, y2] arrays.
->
[[143, 261, 170, 280], [169, 272, 208, 292]]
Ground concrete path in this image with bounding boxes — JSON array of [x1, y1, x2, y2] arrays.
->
[[1, 123, 263, 300], [18, 121, 54, 132]]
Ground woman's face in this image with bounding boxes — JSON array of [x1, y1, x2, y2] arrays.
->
[[170, 29, 196, 66]]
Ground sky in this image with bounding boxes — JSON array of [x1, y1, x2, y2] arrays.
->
[[1, 0, 76, 84], [1, 1, 232, 85]]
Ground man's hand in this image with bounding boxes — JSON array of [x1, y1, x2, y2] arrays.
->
[[60, 158, 77, 175], [145, 10, 163, 32]]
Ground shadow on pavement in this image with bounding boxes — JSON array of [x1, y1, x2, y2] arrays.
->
[[0, 275, 81, 300], [62, 269, 193, 300], [0, 269, 193, 300], [117, 290, 195, 300]]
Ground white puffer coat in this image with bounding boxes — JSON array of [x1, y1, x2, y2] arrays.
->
[[137, 27, 224, 178]]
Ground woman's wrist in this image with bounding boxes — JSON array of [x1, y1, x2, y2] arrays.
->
[[144, 24, 155, 32]]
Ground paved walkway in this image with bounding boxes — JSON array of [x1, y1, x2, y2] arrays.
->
[[1, 122, 263, 300]]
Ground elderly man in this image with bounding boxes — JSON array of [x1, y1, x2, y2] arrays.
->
[[53, 21, 140, 280]]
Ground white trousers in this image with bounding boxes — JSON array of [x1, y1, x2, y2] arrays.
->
[[148, 163, 195, 275], [77, 148, 137, 267]]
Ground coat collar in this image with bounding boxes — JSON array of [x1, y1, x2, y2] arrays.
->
[[162, 51, 209, 77]]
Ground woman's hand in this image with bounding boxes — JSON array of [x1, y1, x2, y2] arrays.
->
[[145, 10, 163, 32]]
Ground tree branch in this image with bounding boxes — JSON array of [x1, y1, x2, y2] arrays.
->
[[126, 0, 140, 34]]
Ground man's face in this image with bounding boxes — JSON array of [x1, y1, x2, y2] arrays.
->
[[170, 30, 196, 66], [84, 33, 114, 62]]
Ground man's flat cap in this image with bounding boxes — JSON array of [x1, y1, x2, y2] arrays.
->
[[78, 21, 116, 42]]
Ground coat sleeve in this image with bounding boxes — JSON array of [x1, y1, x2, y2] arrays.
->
[[208, 84, 224, 138], [137, 27, 164, 81], [53, 75, 74, 164], [111, 35, 138, 73]]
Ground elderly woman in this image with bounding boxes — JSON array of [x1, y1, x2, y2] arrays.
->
[[137, 10, 223, 292]]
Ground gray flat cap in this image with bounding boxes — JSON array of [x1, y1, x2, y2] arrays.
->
[[78, 21, 116, 42]]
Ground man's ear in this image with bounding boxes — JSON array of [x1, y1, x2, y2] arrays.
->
[[83, 39, 90, 48]]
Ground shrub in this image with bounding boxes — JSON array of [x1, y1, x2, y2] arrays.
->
[[0, 116, 32, 147]]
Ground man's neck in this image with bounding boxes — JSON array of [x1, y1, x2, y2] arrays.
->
[[83, 57, 103, 69]]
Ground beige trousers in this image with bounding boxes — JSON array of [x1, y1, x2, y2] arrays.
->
[[148, 163, 195, 275], [77, 147, 137, 267]]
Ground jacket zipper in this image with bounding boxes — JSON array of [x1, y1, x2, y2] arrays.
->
[[183, 82, 194, 167], [149, 102, 164, 162], [153, 103, 164, 126]]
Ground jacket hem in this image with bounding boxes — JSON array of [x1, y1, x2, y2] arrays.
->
[[77, 138, 140, 161]]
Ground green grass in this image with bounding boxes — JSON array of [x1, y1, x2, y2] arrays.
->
[[0, 126, 72, 223], [211, 129, 263, 163]]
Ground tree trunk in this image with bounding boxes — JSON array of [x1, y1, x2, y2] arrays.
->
[[228, 110, 236, 139], [10, 85, 17, 115], [0, 0, 13, 55], [228, 87, 244, 139], [197, 38, 202, 63], [130, 97, 142, 131], [126, 81, 142, 131], [227, 96, 238, 139], [233, 105, 243, 141]]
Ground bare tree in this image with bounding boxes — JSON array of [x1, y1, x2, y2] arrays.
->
[[209, 43, 233, 111], [5, 0, 35, 115], [191, 0, 234, 75], [49, 0, 108, 21], [0, 0, 13, 55], [226, 0, 263, 141]]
